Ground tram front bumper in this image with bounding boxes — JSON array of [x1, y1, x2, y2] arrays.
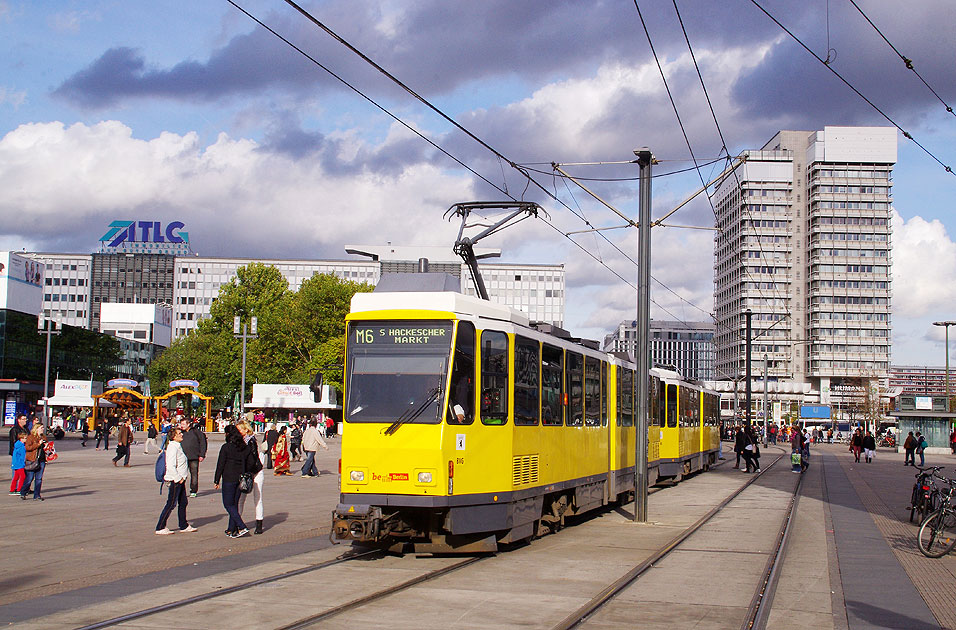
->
[[331, 503, 382, 543]]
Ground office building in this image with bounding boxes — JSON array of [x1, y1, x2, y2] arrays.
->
[[603, 319, 716, 381], [712, 126, 895, 403], [28, 241, 566, 340]]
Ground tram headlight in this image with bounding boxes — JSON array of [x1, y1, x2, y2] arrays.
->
[[350, 470, 365, 482], [418, 471, 432, 483]]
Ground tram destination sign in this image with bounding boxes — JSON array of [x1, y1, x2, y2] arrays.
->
[[352, 322, 451, 346]]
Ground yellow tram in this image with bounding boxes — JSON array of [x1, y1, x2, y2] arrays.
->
[[331, 290, 719, 553]]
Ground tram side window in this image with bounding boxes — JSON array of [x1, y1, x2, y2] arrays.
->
[[704, 393, 719, 426], [600, 362, 608, 426], [480, 330, 509, 425], [566, 351, 584, 427], [678, 388, 698, 427], [621, 368, 634, 427], [514, 336, 539, 426], [447, 321, 475, 425], [649, 377, 660, 426], [666, 384, 677, 428], [542, 344, 563, 426], [583, 356, 601, 426]]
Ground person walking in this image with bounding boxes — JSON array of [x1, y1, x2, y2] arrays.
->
[[862, 430, 876, 463], [271, 426, 292, 475], [790, 425, 805, 473], [155, 428, 196, 534], [94, 417, 109, 451], [748, 426, 761, 473], [143, 421, 159, 455], [9, 432, 27, 495], [903, 431, 917, 466], [740, 427, 756, 473], [214, 425, 258, 538], [237, 421, 266, 535], [80, 415, 89, 447], [112, 418, 133, 467], [950, 428, 956, 455], [916, 431, 928, 467], [300, 419, 328, 477], [289, 422, 303, 462], [850, 428, 863, 463], [264, 423, 278, 469], [20, 424, 48, 501], [733, 426, 746, 470], [180, 418, 208, 497]]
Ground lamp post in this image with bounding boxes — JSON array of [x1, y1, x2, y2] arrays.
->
[[744, 309, 753, 427], [37, 313, 62, 429], [933, 321, 956, 412], [763, 353, 769, 446], [233, 316, 258, 418]]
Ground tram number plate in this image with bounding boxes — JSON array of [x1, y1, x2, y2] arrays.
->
[[456, 434, 466, 450]]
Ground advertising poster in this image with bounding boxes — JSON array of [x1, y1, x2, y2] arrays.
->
[[0, 252, 44, 314]]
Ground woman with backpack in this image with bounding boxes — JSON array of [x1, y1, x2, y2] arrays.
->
[[155, 428, 197, 535]]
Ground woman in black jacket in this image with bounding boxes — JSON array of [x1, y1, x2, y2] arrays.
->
[[214, 425, 258, 537]]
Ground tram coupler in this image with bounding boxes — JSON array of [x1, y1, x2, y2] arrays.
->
[[332, 503, 382, 543]]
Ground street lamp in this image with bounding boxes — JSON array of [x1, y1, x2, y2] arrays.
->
[[932, 321, 956, 412], [37, 313, 62, 428], [233, 315, 258, 418]]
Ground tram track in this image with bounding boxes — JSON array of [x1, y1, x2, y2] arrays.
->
[[71, 548, 384, 630], [551, 448, 804, 630]]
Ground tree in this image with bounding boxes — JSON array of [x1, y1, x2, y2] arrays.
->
[[147, 266, 370, 405]]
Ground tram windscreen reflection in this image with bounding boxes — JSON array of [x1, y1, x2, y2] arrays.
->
[[346, 354, 448, 423]]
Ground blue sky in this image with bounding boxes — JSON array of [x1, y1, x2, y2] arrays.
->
[[2, 0, 956, 367]]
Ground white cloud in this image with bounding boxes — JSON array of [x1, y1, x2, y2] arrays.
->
[[0, 120, 474, 256], [891, 210, 956, 318]]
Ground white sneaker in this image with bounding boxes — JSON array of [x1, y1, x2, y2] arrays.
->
[[181, 525, 198, 532], [155, 528, 176, 535], [756, 469, 761, 473]]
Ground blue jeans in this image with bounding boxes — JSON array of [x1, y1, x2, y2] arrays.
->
[[221, 482, 246, 532], [918, 450, 925, 467], [156, 481, 188, 530], [21, 461, 45, 498], [300, 451, 318, 476]]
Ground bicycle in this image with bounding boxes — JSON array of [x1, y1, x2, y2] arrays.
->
[[917, 472, 956, 558], [909, 466, 944, 523]]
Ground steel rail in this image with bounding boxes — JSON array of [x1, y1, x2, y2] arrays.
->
[[72, 548, 383, 630], [742, 464, 805, 629], [273, 556, 486, 630], [552, 449, 789, 630]]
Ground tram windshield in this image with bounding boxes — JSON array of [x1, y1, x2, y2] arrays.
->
[[345, 320, 453, 424]]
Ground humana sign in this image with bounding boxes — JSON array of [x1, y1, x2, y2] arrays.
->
[[99, 221, 189, 247]]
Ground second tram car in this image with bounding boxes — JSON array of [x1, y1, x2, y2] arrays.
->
[[331, 290, 719, 553]]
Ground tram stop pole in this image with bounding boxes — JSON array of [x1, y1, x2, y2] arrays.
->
[[633, 148, 653, 523]]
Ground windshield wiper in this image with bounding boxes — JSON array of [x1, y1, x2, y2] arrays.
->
[[383, 387, 440, 436]]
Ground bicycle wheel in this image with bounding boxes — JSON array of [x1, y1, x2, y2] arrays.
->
[[909, 485, 921, 522], [917, 510, 956, 558]]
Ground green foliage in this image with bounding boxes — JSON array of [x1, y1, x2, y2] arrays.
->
[[147, 267, 370, 406]]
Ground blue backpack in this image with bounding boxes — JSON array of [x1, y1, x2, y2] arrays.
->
[[154, 435, 169, 489]]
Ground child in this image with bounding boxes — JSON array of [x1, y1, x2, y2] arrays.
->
[[9, 433, 27, 494]]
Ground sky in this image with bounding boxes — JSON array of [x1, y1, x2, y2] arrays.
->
[[2, 0, 956, 368]]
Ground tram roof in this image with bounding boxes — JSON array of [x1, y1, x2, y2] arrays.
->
[[350, 290, 530, 327]]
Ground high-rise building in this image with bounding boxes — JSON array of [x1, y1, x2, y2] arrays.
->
[[603, 319, 715, 381], [713, 126, 895, 402]]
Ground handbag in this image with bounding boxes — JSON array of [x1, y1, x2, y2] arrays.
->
[[44, 442, 58, 463], [23, 457, 40, 472], [790, 452, 802, 466], [238, 472, 254, 494]]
